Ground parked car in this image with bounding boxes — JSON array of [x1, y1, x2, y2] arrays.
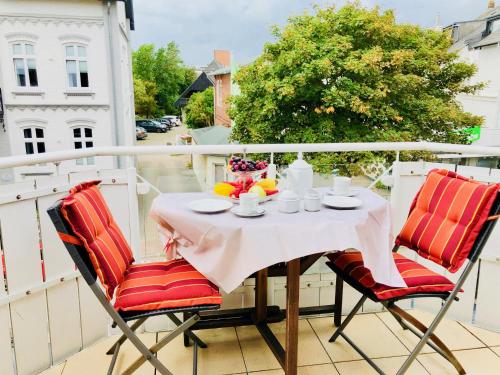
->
[[136, 119, 167, 133], [155, 118, 173, 128], [162, 115, 181, 126], [136, 126, 147, 140]]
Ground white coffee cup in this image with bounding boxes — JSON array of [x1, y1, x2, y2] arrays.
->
[[239, 192, 259, 214], [304, 189, 321, 212], [333, 176, 351, 196]]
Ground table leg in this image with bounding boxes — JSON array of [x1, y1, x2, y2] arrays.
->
[[285, 258, 300, 375], [334, 274, 343, 327], [255, 268, 268, 323]]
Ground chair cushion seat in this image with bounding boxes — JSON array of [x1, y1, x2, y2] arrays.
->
[[114, 259, 222, 311], [327, 251, 456, 300]]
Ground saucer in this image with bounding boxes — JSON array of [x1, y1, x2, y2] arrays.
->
[[231, 206, 266, 217], [327, 187, 361, 197], [322, 196, 362, 209]]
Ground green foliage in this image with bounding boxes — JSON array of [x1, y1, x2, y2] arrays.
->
[[185, 87, 214, 129], [230, 3, 484, 173], [133, 78, 158, 118], [133, 42, 195, 116]]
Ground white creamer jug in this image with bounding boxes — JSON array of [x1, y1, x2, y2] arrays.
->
[[285, 152, 313, 198]]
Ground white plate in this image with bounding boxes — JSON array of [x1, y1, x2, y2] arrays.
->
[[231, 206, 266, 217], [187, 199, 233, 214], [327, 187, 361, 197], [322, 196, 362, 209]]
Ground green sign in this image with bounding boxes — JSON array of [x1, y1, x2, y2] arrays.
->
[[463, 126, 481, 142]]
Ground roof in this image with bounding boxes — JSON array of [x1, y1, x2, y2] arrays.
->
[[208, 67, 232, 76], [174, 72, 213, 107], [190, 125, 231, 145], [472, 28, 500, 48], [204, 59, 225, 74], [447, 6, 500, 51]]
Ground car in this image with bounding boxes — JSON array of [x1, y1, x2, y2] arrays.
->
[[154, 118, 173, 128], [136, 126, 147, 140], [135, 119, 168, 133], [162, 115, 181, 126]]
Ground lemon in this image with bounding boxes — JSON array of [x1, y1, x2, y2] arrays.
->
[[256, 178, 276, 190], [249, 185, 266, 198], [214, 182, 235, 197]]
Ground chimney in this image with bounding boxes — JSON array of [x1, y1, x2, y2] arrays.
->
[[488, 0, 495, 8], [214, 50, 231, 67]]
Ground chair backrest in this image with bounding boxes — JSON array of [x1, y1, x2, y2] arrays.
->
[[48, 181, 134, 299], [396, 169, 500, 273]]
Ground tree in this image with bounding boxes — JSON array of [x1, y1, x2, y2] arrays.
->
[[134, 78, 158, 118], [132, 42, 195, 115], [185, 87, 214, 129], [229, 4, 483, 172]]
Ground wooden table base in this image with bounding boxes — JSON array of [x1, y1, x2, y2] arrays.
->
[[186, 255, 344, 375]]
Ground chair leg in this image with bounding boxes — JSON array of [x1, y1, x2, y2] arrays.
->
[[329, 295, 367, 342], [334, 274, 344, 327], [167, 312, 208, 348], [193, 341, 199, 375], [385, 303, 409, 331], [396, 261, 476, 375], [87, 283, 173, 375], [184, 312, 192, 347], [389, 305, 465, 375], [122, 314, 200, 375], [106, 317, 148, 355]]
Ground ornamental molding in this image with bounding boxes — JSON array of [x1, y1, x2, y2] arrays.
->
[[0, 13, 104, 28], [5, 104, 109, 112], [58, 33, 92, 44], [15, 118, 48, 128], [5, 32, 39, 42], [66, 118, 97, 127]]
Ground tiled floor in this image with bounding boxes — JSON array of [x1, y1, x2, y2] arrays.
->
[[40, 310, 500, 375]]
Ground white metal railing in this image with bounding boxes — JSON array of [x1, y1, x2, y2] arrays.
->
[[0, 141, 500, 169]]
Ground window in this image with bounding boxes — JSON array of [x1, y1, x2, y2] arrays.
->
[[23, 127, 45, 154], [65, 45, 89, 88], [73, 127, 94, 165], [12, 43, 38, 87]]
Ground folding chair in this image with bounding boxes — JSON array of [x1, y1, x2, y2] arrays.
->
[[47, 180, 222, 375], [326, 169, 500, 375]]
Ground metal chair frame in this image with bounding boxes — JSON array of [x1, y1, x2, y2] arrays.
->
[[48, 201, 220, 375], [328, 193, 500, 375]]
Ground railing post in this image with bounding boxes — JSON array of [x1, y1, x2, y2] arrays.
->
[[390, 151, 401, 235], [126, 167, 141, 260]]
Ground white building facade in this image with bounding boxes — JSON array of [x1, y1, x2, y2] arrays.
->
[[0, 0, 136, 181], [447, 4, 500, 149]]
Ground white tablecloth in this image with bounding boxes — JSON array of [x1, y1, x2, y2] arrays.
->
[[150, 189, 406, 293]]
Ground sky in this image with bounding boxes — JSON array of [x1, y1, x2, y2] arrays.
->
[[131, 0, 487, 67]]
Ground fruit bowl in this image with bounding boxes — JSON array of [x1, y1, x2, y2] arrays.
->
[[213, 157, 279, 202]]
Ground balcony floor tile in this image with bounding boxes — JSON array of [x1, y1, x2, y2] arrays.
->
[[418, 348, 500, 375], [46, 310, 500, 375]]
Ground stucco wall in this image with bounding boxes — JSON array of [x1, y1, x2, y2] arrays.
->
[[0, 0, 134, 181]]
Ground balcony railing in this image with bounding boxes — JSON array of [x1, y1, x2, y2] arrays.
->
[[0, 141, 499, 375]]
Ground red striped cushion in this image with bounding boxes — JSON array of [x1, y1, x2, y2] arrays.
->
[[396, 169, 499, 273], [327, 251, 456, 300], [114, 259, 222, 311], [61, 181, 134, 299]]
